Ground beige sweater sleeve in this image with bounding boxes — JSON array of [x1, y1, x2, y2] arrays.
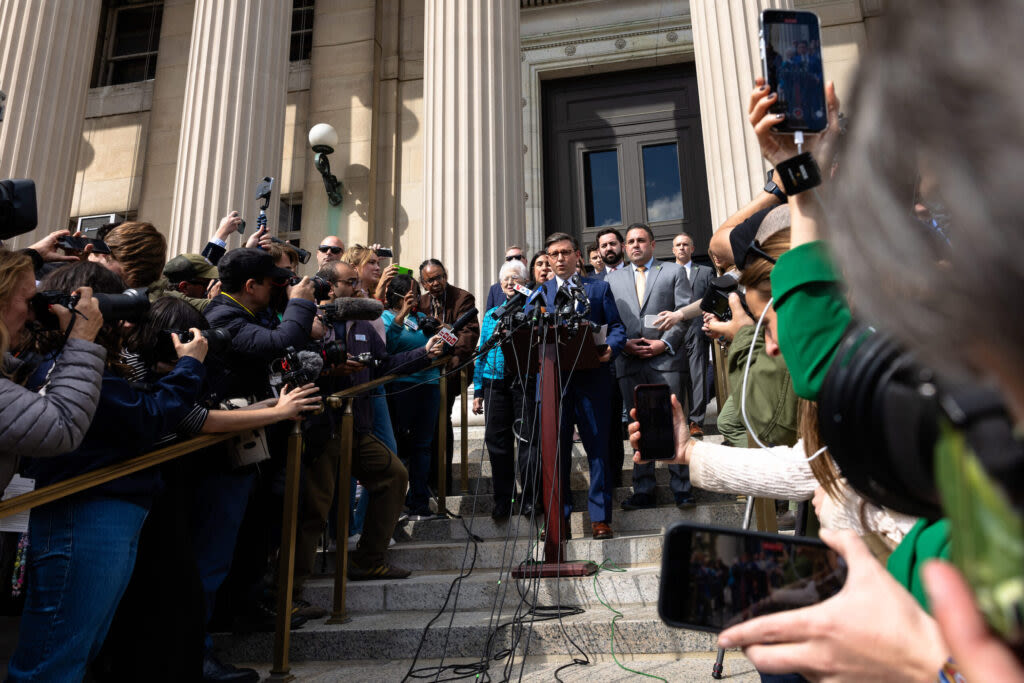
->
[[689, 438, 919, 547], [689, 438, 818, 500]]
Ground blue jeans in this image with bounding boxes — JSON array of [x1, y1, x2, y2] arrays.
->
[[388, 382, 440, 512], [8, 497, 148, 682], [371, 387, 398, 454]]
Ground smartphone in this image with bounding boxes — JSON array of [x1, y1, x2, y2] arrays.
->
[[659, 522, 847, 632], [760, 10, 827, 133], [394, 265, 413, 277], [375, 247, 394, 258], [633, 383, 676, 461], [704, 289, 732, 322], [643, 314, 660, 329], [254, 176, 274, 202], [57, 236, 111, 254]]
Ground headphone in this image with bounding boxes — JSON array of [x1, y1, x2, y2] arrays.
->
[[817, 323, 1024, 519]]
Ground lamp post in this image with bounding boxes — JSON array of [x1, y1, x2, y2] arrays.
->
[[308, 123, 343, 206]]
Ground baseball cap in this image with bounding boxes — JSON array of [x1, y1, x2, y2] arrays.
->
[[164, 253, 219, 282], [217, 248, 294, 289]]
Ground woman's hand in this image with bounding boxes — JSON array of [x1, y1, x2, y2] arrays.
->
[[56, 287, 105, 342], [472, 396, 484, 415], [719, 529, 948, 682], [703, 293, 754, 342], [375, 265, 399, 301], [275, 383, 322, 420], [923, 560, 1024, 683], [653, 309, 685, 331], [172, 327, 209, 363], [395, 290, 416, 325], [627, 395, 693, 465], [749, 77, 841, 169]]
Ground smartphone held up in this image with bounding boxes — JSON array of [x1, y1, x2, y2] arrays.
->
[[760, 10, 827, 134], [658, 523, 847, 633]]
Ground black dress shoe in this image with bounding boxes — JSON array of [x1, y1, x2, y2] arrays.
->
[[202, 653, 260, 682], [491, 500, 511, 521], [620, 493, 656, 510]]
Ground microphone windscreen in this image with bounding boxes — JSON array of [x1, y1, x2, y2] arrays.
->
[[321, 297, 384, 320], [296, 350, 325, 383]]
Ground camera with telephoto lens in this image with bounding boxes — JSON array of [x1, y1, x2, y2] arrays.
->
[[155, 328, 232, 363], [319, 339, 347, 367], [700, 274, 746, 322], [31, 288, 151, 330], [288, 275, 332, 302]]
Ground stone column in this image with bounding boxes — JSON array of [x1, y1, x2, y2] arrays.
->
[[690, 0, 792, 229], [423, 0, 525, 305], [0, 0, 102, 244], [167, 0, 290, 255]]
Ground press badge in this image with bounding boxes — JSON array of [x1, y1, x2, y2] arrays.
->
[[404, 317, 420, 331], [354, 334, 367, 342]]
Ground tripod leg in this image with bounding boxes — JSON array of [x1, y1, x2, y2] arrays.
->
[[712, 495, 757, 678]]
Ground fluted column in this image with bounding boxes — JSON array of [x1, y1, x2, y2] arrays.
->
[[691, 0, 792, 228], [168, 0, 290, 255], [423, 0, 525, 305], [0, 0, 101, 245]]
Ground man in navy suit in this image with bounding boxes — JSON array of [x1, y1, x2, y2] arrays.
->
[[539, 232, 626, 539], [486, 245, 526, 309]]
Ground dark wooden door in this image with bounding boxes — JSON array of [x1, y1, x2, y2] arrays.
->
[[542, 64, 713, 260]]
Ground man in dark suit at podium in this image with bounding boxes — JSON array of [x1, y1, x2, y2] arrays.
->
[[539, 232, 626, 539]]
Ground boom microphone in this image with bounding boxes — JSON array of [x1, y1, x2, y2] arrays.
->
[[318, 297, 384, 322]]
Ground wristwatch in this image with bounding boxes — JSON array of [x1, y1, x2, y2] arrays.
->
[[764, 169, 787, 202]]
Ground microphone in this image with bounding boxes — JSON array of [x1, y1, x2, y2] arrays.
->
[[450, 307, 479, 333], [318, 297, 384, 322], [294, 350, 325, 384], [569, 273, 591, 316], [270, 347, 324, 393], [491, 292, 527, 320]]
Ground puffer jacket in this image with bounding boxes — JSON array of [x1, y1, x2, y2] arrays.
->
[[0, 338, 107, 489]]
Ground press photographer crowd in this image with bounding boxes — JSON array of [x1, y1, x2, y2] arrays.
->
[[0, 1, 1021, 682]]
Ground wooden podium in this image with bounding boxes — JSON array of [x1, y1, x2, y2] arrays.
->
[[510, 319, 603, 579]]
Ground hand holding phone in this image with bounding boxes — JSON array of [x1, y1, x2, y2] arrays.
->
[[633, 384, 678, 461], [659, 522, 847, 632]]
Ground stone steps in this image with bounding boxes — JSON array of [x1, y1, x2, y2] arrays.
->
[[234, 653, 760, 682], [215, 604, 726, 662], [393, 499, 744, 542], [438, 484, 737, 516], [303, 563, 663, 614]]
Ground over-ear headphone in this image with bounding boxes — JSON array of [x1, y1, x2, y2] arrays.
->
[[818, 323, 1024, 519]]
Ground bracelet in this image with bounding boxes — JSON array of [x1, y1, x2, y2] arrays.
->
[[938, 657, 966, 683]]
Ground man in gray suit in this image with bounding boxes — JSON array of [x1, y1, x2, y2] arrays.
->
[[673, 233, 714, 436], [606, 223, 695, 509]]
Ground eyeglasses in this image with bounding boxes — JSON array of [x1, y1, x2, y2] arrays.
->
[[505, 254, 524, 262], [318, 245, 343, 255], [422, 274, 446, 285], [334, 277, 361, 288], [546, 249, 575, 260], [500, 276, 524, 284]]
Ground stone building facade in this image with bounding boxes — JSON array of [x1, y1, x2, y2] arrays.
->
[[0, 0, 882, 305]]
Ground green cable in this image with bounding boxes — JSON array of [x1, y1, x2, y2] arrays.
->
[[591, 559, 669, 683]]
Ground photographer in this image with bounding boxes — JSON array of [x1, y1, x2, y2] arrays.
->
[[384, 273, 443, 520], [296, 261, 442, 586], [0, 249, 106, 486], [9, 262, 207, 682], [418, 259, 480, 496], [162, 253, 220, 312], [198, 248, 315, 641]]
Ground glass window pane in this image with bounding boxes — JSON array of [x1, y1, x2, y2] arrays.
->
[[642, 143, 684, 222], [583, 149, 622, 228], [112, 6, 162, 57], [109, 57, 150, 85]]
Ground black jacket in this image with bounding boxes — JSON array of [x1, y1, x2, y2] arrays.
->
[[204, 293, 315, 400]]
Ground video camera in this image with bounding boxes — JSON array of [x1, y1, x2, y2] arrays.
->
[[269, 346, 324, 391], [0, 179, 37, 241], [30, 287, 150, 329], [699, 273, 743, 322], [318, 338, 383, 370]]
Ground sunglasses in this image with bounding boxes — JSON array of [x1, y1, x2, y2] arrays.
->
[[318, 245, 343, 255], [505, 254, 525, 262]]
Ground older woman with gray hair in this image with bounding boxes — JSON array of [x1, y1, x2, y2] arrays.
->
[[472, 259, 537, 521]]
